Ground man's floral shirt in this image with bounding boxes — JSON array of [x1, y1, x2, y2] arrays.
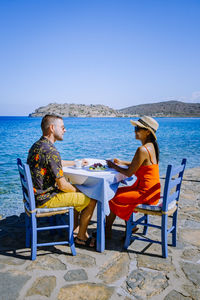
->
[[27, 136, 64, 207]]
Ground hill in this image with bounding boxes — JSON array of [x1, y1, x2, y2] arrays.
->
[[29, 103, 118, 117], [29, 101, 200, 117], [118, 100, 200, 117]]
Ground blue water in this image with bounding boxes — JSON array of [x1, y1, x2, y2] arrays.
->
[[0, 116, 200, 218]]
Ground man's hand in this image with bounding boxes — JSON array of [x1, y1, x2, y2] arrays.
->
[[82, 159, 88, 166], [56, 177, 76, 193]]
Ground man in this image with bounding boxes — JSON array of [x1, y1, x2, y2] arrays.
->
[[27, 114, 96, 248]]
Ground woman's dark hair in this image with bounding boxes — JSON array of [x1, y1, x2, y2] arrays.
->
[[150, 133, 159, 163]]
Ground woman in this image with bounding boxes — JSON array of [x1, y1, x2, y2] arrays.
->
[[106, 116, 161, 237]]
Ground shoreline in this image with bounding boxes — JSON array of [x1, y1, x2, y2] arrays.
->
[[1, 115, 200, 118]]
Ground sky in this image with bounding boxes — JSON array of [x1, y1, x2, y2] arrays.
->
[[0, 0, 200, 116]]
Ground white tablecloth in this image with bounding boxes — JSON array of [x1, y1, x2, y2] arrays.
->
[[63, 158, 128, 215]]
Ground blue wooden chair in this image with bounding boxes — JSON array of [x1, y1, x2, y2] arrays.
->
[[17, 158, 76, 260], [124, 158, 186, 258]]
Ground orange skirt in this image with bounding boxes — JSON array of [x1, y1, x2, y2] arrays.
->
[[109, 182, 160, 221]]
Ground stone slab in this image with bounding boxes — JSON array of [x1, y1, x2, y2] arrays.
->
[[0, 271, 31, 300], [58, 282, 114, 300], [97, 253, 129, 284], [126, 269, 168, 299], [26, 276, 56, 297], [181, 262, 200, 287], [26, 255, 67, 271], [64, 269, 88, 281]]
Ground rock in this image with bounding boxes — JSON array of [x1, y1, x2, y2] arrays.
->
[[66, 253, 96, 268], [164, 290, 191, 299], [29, 103, 119, 117], [183, 284, 200, 300], [181, 262, 200, 286], [58, 283, 114, 300], [0, 271, 31, 300], [0, 256, 25, 266], [179, 229, 200, 247], [190, 212, 200, 222], [137, 255, 175, 272], [183, 220, 200, 229], [64, 269, 88, 281], [26, 255, 67, 271], [97, 253, 129, 284], [26, 276, 56, 297], [181, 248, 200, 262], [126, 269, 168, 299]]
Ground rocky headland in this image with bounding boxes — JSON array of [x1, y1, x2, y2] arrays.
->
[[29, 103, 118, 118], [29, 101, 200, 118], [0, 167, 200, 299]]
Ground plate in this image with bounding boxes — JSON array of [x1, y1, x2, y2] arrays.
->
[[88, 165, 108, 172]]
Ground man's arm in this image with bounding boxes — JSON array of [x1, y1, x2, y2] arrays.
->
[[61, 160, 75, 167], [56, 176, 76, 193], [61, 159, 88, 167]]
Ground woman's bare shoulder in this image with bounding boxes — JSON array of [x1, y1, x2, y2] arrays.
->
[[137, 145, 148, 153], [135, 145, 148, 158]]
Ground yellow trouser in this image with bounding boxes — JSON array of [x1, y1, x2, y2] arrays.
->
[[39, 192, 90, 212]]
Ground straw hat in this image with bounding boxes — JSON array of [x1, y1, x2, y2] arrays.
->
[[130, 116, 159, 140]]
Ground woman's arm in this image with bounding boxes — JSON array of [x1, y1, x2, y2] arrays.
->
[[113, 158, 131, 166], [107, 146, 147, 177]]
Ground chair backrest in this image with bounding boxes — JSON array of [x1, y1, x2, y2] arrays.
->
[[17, 158, 36, 211], [162, 158, 186, 212]]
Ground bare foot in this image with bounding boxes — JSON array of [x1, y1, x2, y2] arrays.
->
[[74, 229, 89, 238]]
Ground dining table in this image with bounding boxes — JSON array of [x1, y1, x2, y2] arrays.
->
[[63, 158, 134, 252]]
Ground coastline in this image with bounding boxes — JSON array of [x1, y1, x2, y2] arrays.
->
[[0, 166, 199, 299], [1, 115, 200, 119]]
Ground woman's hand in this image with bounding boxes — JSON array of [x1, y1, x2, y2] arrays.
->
[[106, 160, 116, 168], [113, 158, 122, 165]]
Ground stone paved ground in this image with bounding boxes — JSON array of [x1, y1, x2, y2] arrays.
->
[[0, 167, 200, 300]]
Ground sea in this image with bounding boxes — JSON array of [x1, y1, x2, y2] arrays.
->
[[0, 116, 200, 218]]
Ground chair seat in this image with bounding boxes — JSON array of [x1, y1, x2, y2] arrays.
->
[[135, 199, 177, 213], [24, 202, 71, 217]]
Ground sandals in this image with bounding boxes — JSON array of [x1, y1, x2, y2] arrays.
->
[[75, 236, 96, 249]]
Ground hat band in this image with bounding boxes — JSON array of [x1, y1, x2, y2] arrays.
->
[[138, 119, 156, 133]]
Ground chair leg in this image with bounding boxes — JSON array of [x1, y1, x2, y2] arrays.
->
[[161, 214, 168, 258], [172, 210, 178, 247], [142, 214, 149, 235], [69, 209, 76, 256], [25, 214, 31, 248], [124, 213, 134, 249], [31, 214, 37, 260]]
